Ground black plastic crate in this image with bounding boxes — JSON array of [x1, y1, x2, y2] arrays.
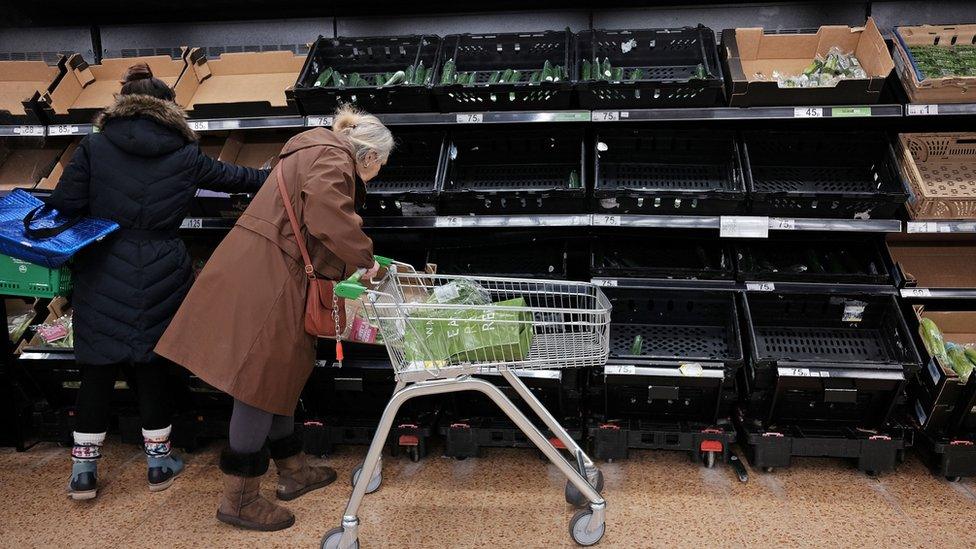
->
[[433, 30, 574, 112], [741, 292, 920, 428], [591, 232, 733, 281], [427, 232, 568, 278], [292, 35, 440, 114], [439, 128, 586, 214], [594, 129, 745, 214], [742, 131, 908, 219], [440, 415, 584, 459], [734, 235, 892, 285], [361, 129, 445, 217], [575, 26, 725, 109]]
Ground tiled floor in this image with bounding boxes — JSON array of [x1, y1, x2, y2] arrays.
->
[[2, 439, 976, 548]]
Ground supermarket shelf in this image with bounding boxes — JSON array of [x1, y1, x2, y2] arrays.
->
[[19, 349, 75, 361], [906, 220, 976, 234], [364, 214, 592, 229], [179, 217, 235, 230], [309, 111, 591, 127], [0, 125, 46, 137], [905, 104, 976, 117], [590, 104, 904, 122], [591, 277, 896, 295], [591, 277, 736, 290], [593, 215, 902, 233], [188, 116, 306, 132], [47, 124, 93, 137], [899, 288, 976, 300]]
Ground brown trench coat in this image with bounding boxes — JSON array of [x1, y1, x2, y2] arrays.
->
[[155, 128, 374, 415]]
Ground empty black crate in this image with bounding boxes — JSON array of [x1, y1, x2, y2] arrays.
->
[[742, 131, 908, 219], [590, 232, 733, 280], [428, 232, 568, 278], [594, 129, 745, 214], [597, 287, 742, 424], [576, 26, 725, 109], [293, 35, 440, 114], [741, 292, 919, 428], [439, 128, 586, 214], [434, 30, 574, 112], [361, 129, 444, 216], [735, 235, 891, 285]]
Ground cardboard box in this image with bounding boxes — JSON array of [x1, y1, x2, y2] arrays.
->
[[26, 296, 71, 349], [721, 18, 893, 106], [898, 133, 976, 220], [894, 24, 976, 104], [191, 131, 285, 217], [35, 138, 81, 190], [36, 53, 188, 124], [912, 306, 976, 434], [176, 48, 304, 119], [6, 297, 39, 345], [0, 60, 62, 125], [888, 240, 976, 289], [0, 140, 68, 191]]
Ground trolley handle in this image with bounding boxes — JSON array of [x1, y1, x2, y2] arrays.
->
[[335, 255, 394, 299]]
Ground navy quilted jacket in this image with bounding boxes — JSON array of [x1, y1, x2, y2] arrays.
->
[[47, 94, 268, 365]]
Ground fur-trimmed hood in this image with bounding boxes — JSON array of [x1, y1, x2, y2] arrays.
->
[[95, 94, 197, 144]]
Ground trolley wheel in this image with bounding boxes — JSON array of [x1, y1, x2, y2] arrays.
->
[[703, 451, 717, 469], [321, 527, 357, 549], [407, 446, 420, 462], [565, 469, 604, 507], [947, 476, 962, 483], [351, 464, 381, 494], [763, 467, 774, 474], [569, 509, 605, 546]]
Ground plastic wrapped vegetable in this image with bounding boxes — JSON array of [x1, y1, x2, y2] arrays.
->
[[947, 343, 974, 383], [426, 278, 491, 306], [919, 318, 948, 365]]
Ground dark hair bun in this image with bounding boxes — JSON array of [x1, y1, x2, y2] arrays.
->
[[122, 63, 154, 84]]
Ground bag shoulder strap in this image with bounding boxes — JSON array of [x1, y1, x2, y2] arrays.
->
[[274, 162, 316, 281]]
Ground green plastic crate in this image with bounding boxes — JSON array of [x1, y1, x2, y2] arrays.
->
[[0, 255, 72, 298]]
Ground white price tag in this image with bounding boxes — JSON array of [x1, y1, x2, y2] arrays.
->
[[907, 104, 938, 116], [594, 215, 621, 226], [793, 107, 823, 118], [13, 125, 44, 137], [720, 216, 769, 238], [48, 124, 79, 136], [456, 113, 483, 124], [593, 279, 618, 287], [434, 216, 463, 228], [188, 121, 210, 131], [605, 365, 636, 376], [771, 218, 796, 230], [901, 288, 932, 298], [746, 282, 776, 292], [591, 111, 620, 122], [306, 116, 334, 127], [906, 221, 937, 234], [180, 218, 203, 229]]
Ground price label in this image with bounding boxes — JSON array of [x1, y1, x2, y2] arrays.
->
[[770, 218, 796, 230], [188, 120, 210, 131], [456, 113, 483, 124], [720, 216, 769, 238], [306, 116, 334, 127], [746, 282, 776, 292], [434, 216, 464, 228], [907, 104, 938, 116], [831, 107, 872, 118], [13, 125, 44, 137], [901, 288, 932, 298], [593, 279, 618, 287], [793, 107, 823, 118], [594, 215, 621, 227], [180, 218, 203, 229], [48, 124, 79, 136], [591, 111, 620, 122], [605, 365, 636, 376], [906, 221, 938, 233]]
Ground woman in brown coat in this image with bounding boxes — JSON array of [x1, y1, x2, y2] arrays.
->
[[156, 105, 391, 531]]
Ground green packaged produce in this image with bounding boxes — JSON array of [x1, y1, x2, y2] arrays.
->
[[947, 344, 974, 383], [314, 67, 334, 87], [441, 59, 456, 84], [966, 347, 976, 368], [542, 60, 554, 82], [568, 170, 580, 189], [919, 317, 948, 364], [331, 71, 346, 88], [582, 59, 592, 80], [629, 68, 644, 81], [529, 71, 541, 84], [630, 335, 643, 355], [373, 74, 385, 86], [611, 67, 624, 82], [348, 73, 363, 87], [414, 62, 427, 85], [404, 65, 416, 84], [499, 68, 515, 83], [384, 71, 406, 86], [511, 70, 522, 83], [488, 70, 502, 84], [601, 58, 612, 80]]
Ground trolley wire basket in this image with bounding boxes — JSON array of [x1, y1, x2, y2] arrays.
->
[[323, 258, 612, 548]]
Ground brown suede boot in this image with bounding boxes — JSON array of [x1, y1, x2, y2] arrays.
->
[[270, 432, 337, 501], [216, 447, 295, 531]]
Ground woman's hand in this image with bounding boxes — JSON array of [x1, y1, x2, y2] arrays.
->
[[363, 260, 380, 280]]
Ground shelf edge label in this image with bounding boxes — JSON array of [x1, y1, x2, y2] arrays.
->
[[907, 104, 938, 116], [793, 107, 823, 118], [720, 216, 769, 238]]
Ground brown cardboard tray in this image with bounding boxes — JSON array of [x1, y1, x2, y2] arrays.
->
[[894, 24, 976, 105], [0, 140, 68, 191], [888, 239, 976, 289], [898, 133, 976, 220], [0, 60, 62, 125], [721, 18, 893, 107]]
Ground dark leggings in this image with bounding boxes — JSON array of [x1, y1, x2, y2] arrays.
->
[[228, 399, 295, 454], [75, 358, 172, 433]]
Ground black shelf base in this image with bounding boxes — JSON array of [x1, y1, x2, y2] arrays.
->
[[587, 418, 736, 465], [439, 415, 583, 459], [914, 431, 976, 481]]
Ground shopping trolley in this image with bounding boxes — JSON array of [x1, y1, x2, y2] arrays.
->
[[320, 257, 612, 548]]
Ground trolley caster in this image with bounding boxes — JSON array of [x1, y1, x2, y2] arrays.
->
[[763, 467, 775, 473], [406, 445, 420, 462], [321, 527, 358, 549], [351, 464, 382, 494], [569, 508, 606, 546], [702, 451, 718, 469], [565, 468, 604, 507], [946, 476, 961, 483]]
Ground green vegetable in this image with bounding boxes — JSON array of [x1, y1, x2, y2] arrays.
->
[[373, 74, 385, 86], [413, 61, 427, 85], [611, 67, 624, 82], [966, 347, 976, 368], [500, 68, 514, 83], [804, 248, 826, 273], [404, 65, 416, 84], [694, 63, 707, 80], [441, 59, 456, 84], [920, 318, 948, 365], [511, 70, 522, 83], [582, 59, 592, 80], [568, 170, 580, 189], [542, 60, 554, 82], [488, 70, 502, 84], [384, 71, 406, 86], [348, 73, 364, 87], [630, 335, 643, 355], [330, 71, 346, 88], [629, 68, 644, 82], [601, 58, 612, 80], [947, 344, 974, 383], [314, 67, 334, 87], [529, 71, 541, 84]]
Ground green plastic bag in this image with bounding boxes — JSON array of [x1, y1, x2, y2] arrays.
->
[[403, 297, 534, 367]]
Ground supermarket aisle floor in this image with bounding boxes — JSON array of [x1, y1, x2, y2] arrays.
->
[[1, 440, 976, 548]]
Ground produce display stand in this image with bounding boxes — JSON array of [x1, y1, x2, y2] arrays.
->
[[359, 129, 445, 217]]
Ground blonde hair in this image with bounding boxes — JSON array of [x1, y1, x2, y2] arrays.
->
[[332, 104, 394, 164]]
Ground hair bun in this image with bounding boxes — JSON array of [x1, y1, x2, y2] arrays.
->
[[122, 63, 154, 84]]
